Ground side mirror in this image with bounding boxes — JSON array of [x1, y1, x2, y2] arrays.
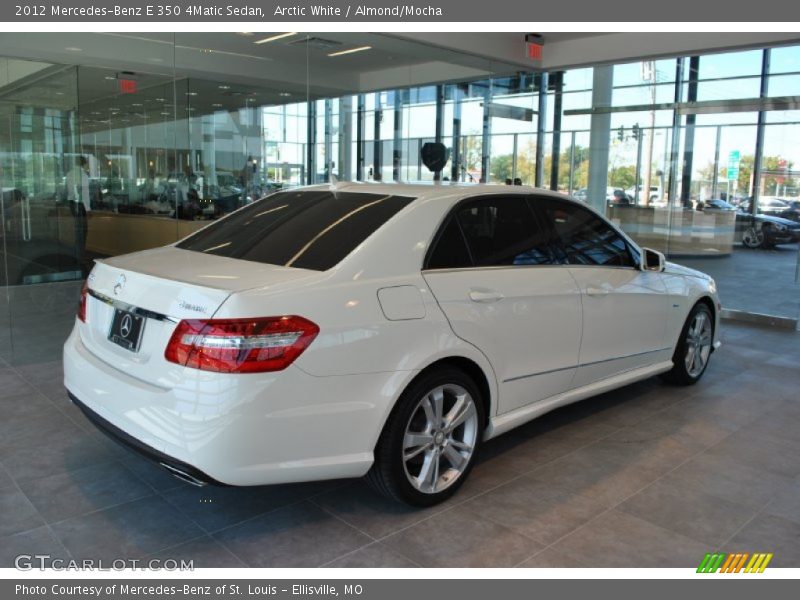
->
[[641, 247, 665, 272]]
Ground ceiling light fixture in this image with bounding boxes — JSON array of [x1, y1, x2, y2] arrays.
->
[[327, 46, 372, 57], [218, 85, 230, 90], [65, 47, 82, 52], [279, 92, 292, 97], [254, 32, 297, 45]]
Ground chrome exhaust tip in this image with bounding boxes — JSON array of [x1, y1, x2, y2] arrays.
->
[[159, 463, 207, 487]]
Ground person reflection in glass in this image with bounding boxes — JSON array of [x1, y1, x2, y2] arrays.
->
[[66, 156, 90, 274]]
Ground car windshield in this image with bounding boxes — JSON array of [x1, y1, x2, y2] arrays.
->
[[177, 189, 414, 271]]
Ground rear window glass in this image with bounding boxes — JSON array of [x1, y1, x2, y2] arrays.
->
[[177, 190, 414, 271]]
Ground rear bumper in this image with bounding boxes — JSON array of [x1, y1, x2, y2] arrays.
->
[[64, 325, 406, 486], [69, 391, 222, 486]]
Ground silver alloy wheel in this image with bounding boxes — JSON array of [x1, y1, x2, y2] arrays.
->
[[402, 383, 479, 494], [742, 226, 764, 248], [684, 311, 713, 378]]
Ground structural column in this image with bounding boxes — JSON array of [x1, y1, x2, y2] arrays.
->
[[679, 56, 700, 206], [480, 81, 493, 183], [356, 94, 365, 181], [434, 84, 444, 181], [339, 96, 353, 181], [305, 100, 317, 185], [451, 85, 463, 182], [587, 65, 613, 214], [373, 93, 382, 181], [535, 72, 549, 188], [751, 48, 771, 215], [549, 71, 564, 191]]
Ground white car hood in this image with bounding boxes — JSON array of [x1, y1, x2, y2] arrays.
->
[[663, 261, 711, 281]]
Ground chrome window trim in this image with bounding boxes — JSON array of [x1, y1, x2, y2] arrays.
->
[[87, 289, 179, 323], [421, 263, 639, 275]]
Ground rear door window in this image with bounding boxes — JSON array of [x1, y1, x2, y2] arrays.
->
[[177, 190, 414, 271], [451, 195, 558, 267], [531, 196, 637, 267]]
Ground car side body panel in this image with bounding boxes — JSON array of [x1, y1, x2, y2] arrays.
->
[[63, 183, 722, 488]]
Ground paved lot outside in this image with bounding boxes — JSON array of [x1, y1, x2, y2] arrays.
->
[[680, 243, 799, 320]]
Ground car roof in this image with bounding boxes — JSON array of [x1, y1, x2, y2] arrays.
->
[[299, 181, 571, 205]]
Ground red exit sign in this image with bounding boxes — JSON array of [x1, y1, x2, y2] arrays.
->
[[118, 79, 137, 94]]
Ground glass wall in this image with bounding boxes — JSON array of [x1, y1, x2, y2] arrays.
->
[[2, 37, 800, 365]]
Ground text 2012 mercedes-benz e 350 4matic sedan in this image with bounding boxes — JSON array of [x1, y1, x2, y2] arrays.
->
[[64, 183, 721, 506]]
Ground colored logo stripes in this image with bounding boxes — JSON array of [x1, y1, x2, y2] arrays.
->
[[697, 552, 773, 573]]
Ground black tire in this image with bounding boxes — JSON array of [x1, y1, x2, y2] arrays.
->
[[367, 367, 485, 506], [661, 303, 714, 386], [741, 225, 766, 249]]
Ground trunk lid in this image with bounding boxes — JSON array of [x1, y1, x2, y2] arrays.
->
[[80, 246, 319, 386]]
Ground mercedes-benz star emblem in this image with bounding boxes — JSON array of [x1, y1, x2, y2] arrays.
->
[[119, 314, 133, 339], [113, 274, 126, 296]]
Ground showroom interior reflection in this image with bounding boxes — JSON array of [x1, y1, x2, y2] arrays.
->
[[1, 33, 799, 367]]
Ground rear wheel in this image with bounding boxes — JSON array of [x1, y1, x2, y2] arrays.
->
[[367, 367, 484, 506], [661, 303, 714, 386]]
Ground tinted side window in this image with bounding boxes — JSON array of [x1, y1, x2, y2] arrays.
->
[[455, 196, 557, 267], [535, 198, 636, 267], [177, 191, 413, 271], [427, 218, 473, 269]]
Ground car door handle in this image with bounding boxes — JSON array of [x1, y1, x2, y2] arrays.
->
[[586, 285, 609, 297], [468, 289, 504, 303]]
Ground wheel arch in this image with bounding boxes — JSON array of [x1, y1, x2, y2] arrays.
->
[[376, 354, 495, 447], [413, 356, 493, 429]]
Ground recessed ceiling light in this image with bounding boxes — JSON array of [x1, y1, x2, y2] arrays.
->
[[186, 92, 198, 96], [131, 103, 143, 107], [218, 85, 230, 90], [327, 46, 372, 57], [237, 32, 255, 36], [55, 92, 64, 96], [254, 32, 297, 45], [65, 47, 82, 52], [104, 76, 116, 81], [279, 92, 292, 97], [212, 103, 223, 108], [155, 98, 166, 102], [160, 111, 171, 115]]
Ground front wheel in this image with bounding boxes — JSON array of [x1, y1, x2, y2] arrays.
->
[[661, 303, 714, 386], [367, 368, 484, 506], [742, 225, 765, 248]]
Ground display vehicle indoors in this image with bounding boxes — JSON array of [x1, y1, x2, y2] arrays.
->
[[63, 183, 722, 506]]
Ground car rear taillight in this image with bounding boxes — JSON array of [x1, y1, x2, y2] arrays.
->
[[164, 316, 319, 373], [77, 280, 89, 322]]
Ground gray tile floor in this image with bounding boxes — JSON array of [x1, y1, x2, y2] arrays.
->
[[0, 320, 798, 568]]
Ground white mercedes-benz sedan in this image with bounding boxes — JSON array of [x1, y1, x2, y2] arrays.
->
[[64, 183, 721, 505]]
